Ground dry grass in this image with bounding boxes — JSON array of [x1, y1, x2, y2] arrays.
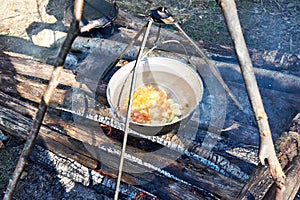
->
[[117, 0, 300, 54], [117, 0, 230, 45]]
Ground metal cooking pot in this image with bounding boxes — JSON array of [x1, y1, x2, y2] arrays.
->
[[107, 57, 204, 136]]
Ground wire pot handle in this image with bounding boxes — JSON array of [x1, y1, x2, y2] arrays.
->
[[143, 39, 191, 64]]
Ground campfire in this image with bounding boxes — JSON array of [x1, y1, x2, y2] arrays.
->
[[0, 0, 299, 199]]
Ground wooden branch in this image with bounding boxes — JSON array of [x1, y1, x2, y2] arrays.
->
[[216, 0, 286, 197], [3, 1, 84, 199]]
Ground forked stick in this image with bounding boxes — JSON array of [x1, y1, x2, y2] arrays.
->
[[3, 1, 84, 199], [216, 0, 286, 198]]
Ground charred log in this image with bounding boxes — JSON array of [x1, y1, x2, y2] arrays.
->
[[0, 40, 299, 199], [237, 114, 300, 199]]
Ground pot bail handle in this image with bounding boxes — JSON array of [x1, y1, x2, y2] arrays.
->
[[142, 39, 191, 64]]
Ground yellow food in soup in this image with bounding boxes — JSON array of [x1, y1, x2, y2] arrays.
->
[[123, 84, 182, 124]]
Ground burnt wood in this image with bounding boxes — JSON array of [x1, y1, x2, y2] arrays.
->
[[0, 55, 259, 180], [0, 93, 240, 199], [237, 113, 300, 199], [31, 145, 159, 200], [0, 83, 245, 199], [0, 50, 299, 199], [67, 37, 300, 95]]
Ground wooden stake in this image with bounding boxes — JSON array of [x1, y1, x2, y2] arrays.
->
[[216, 0, 286, 198], [3, 1, 84, 199]]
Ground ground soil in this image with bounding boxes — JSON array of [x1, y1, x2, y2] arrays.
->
[[0, 0, 299, 199]]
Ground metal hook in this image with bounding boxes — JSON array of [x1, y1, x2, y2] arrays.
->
[[150, 7, 175, 24]]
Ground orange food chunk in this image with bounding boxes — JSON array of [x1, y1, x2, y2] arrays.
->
[[123, 84, 181, 124]]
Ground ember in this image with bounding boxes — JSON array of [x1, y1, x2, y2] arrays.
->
[[133, 192, 149, 200], [100, 123, 112, 135]]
